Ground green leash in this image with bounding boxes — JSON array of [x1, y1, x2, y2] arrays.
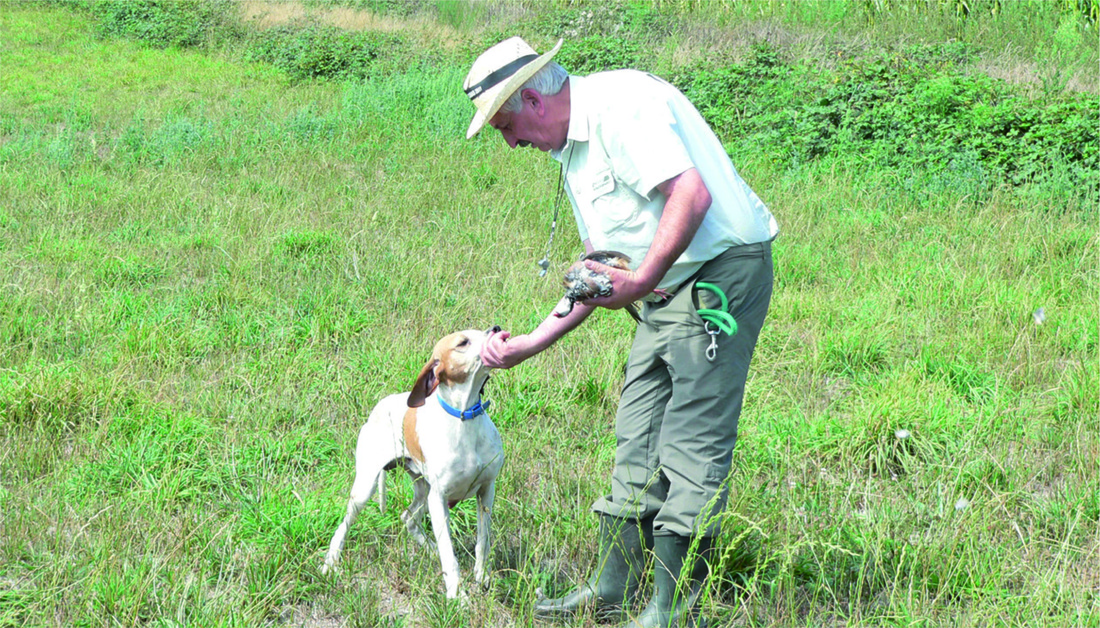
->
[[695, 282, 737, 362]]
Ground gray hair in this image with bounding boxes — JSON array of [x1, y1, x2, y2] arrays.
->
[[500, 62, 568, 114]]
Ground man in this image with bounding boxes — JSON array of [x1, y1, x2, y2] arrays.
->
[[463, 37, 778, 628]]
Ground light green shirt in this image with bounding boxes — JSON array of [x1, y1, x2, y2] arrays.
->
[[553, 71, 779, 295]]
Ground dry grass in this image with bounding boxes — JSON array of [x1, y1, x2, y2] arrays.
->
[[669, 11, 1098, 94], [974, 54, 1099, 95], [233, 0, 1097, 95], [238, 0, 465, 49]]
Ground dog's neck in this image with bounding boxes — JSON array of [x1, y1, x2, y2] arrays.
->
[[436, 371, 490, 412]]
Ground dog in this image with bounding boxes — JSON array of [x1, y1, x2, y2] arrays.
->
[[322, 327, 505, 599]]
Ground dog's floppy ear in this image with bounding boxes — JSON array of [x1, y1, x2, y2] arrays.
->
[[408, 358, 441, 408]]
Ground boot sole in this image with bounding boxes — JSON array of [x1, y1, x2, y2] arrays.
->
[[532, 603, 631, 624]]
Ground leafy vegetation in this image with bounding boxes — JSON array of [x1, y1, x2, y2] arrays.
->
[[245, 21, 402, 81], [50, 0, 1099, 209], [74, 0, 241, 49], [673, 41, 1098, 209]]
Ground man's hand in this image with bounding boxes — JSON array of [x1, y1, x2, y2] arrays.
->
[[581, 260, 656, 310], [481, 329, 539, 369]]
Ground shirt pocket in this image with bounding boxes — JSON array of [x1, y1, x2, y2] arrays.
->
[[575, 166, 638, 230]]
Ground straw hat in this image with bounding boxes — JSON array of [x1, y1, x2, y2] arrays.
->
[[463, 37, 563, 139]]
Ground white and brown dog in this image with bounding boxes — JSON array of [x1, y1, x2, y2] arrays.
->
[[322, 327, 504, 599]]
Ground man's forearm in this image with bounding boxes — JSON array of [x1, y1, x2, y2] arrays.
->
[[528, 299, 594, 351], [635, 168, 712, 289]]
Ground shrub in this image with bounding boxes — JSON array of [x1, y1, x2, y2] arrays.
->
[[246, 22, 402, 82], [89, 0, 240, 49], [556, 36, 643, 74], [672, 40, 1099, 209]]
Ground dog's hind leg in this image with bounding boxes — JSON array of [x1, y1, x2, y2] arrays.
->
[[401, 474, 433, 549], [375, 470, 386, 512], [322, 462, 383, 575]]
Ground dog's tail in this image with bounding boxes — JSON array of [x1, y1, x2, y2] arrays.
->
[[376, 470, 386, 512]]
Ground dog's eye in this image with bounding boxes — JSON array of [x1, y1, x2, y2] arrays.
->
[[456, 337, 470, 348]]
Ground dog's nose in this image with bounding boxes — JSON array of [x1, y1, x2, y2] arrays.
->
[[487, 325, 502, 334]]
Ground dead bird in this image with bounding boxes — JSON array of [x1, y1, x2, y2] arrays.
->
[[552, 250, 633, 318]]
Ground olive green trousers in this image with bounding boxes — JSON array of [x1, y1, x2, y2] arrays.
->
[[592, 241, 773, 538]]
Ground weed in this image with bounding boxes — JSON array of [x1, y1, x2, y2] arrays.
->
[[823, 331, 891, 377], [922, 356, 998, 406], [98, 255, 168, 286], [277, 230, 340, 259]]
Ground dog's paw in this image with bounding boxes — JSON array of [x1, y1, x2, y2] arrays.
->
[[456, 589, 471, 607], [443, 586, 469, 603], [475, 572, 492, 591], [321, 557, 338, 576]]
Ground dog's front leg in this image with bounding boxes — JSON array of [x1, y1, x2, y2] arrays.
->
[[427, 487, 462, 599], [474, 482, 495, 588]]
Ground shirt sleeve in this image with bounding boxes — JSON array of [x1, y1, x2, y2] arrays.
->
[[600, 92, 695, 200]]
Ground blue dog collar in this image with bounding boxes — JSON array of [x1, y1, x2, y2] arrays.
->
[[436, 395, 490, 421]]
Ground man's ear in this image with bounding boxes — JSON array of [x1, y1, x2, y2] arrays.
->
[[408, 359, 440, 408], [520, 88, 544, 115]]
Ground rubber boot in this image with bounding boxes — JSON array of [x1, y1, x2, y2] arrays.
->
[[534, 515, 653, 622], [618, 534, 714, 628]]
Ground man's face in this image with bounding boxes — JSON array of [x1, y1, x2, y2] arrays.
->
[[488, 91, 560, 152]]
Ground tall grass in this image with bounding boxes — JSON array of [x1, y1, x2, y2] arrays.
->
[[1, 3, 1097, 628]]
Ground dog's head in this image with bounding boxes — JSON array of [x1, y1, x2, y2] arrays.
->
[[407, 326, 501, 408]]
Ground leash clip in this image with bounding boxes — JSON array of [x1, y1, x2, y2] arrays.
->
[[695, 281, 737, 363], [704, 321, 720, 362]]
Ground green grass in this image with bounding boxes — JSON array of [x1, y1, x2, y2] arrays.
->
[[1, 3, 1097, 627]]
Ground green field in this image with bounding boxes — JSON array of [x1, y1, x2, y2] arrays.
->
[[1, 1, 1097, 626]]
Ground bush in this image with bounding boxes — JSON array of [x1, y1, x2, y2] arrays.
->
[[246, 22, 402, 82], [671, 41, 1099, 209], [89, 0, 239, 49], [556, 36, 643, 74]]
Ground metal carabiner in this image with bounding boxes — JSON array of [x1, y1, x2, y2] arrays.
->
[[704, 321, 720, 362]]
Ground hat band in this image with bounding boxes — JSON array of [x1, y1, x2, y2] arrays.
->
[[464, 53, 540, 100]]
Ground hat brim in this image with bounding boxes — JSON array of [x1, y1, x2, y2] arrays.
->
[[466, 39, 563, 139]]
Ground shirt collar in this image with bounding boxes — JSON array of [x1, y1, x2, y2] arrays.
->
[[552, 75, 589, 162]]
